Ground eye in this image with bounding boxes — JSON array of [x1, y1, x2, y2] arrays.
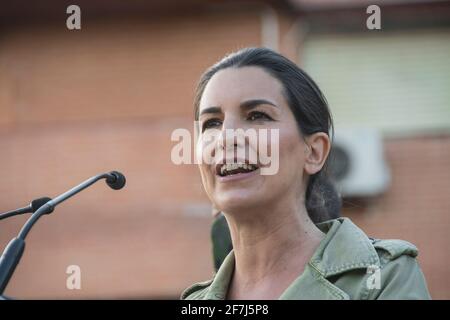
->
[[202, 118, 222, 132], [247, 111, 272, 121]]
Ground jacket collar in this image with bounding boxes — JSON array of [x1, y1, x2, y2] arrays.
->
[[203, 252, 235, 300], [310, 217, 380, 277], [279, 218, 380, 300]]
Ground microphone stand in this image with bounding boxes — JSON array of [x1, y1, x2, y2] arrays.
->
[[0, 171, 125, 297], [0, 207, 30, 221], [0, 197, 53, 221]]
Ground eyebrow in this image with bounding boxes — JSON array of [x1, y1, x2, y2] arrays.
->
[[199, 99, 278, 117]]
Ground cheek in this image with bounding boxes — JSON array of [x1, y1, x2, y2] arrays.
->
[[196, 135, 221, 197], [198, 163, 215, 198], [277, 128, 306, 179], [196, 129, 222, 165], [198, 163, 209, 181]]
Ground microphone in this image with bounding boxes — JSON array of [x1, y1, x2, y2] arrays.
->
[[0, 170, 126, 295], [106, 171, 126, 190], [0, 197, 53, 221]]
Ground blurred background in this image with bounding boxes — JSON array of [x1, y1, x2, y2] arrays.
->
[[0, 0, 449, 299]]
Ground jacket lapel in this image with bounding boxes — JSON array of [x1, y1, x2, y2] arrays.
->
[[279, 264, 350, 300]]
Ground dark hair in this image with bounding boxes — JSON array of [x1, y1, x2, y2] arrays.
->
[[194, 47, 341, 223]]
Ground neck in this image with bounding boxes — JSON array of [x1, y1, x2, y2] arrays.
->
[[224, 198, 324, 294]]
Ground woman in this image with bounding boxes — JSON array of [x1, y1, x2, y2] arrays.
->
[[182, 47, 430, 300]]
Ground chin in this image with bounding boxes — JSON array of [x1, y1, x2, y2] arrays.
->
[[214, 190, 265, 213]]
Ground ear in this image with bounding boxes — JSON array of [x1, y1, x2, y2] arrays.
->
[[303, 132, 331, 175]]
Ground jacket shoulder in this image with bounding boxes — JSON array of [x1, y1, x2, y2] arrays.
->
[[332, 237, 430, 299], [180, 279, 213, 300], [368, 239, 430, 299], [371, 238, 418, 261]]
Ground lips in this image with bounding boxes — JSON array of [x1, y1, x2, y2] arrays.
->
[[216, 166, 260, 183], [215, 158, 260, 178]]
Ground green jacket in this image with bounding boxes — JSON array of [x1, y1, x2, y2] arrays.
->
[[181, 218, 431, 300]]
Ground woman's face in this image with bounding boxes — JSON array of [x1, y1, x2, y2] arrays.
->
[[196, 66, 310, 214]]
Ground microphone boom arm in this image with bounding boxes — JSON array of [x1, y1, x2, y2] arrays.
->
[[0, 171, 125, 296], [18, 172, 112, 240]]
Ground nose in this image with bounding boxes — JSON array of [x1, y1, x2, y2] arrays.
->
[[216, 117, 251, 161], [218, 117, 239, 151]]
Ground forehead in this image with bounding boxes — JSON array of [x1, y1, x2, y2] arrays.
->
[[199, 66, 285, 110]]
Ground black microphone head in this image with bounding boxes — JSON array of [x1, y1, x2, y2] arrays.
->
[[30, 197, 52, 213], [106, 171, 126, 190]]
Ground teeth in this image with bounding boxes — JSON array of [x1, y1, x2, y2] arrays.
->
[[219, 163, 258, 176]]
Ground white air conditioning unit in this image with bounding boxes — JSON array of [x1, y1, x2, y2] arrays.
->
[[328, 128, 390, 197]]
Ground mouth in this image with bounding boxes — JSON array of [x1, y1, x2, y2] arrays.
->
[[215, 161, 260, 178]]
